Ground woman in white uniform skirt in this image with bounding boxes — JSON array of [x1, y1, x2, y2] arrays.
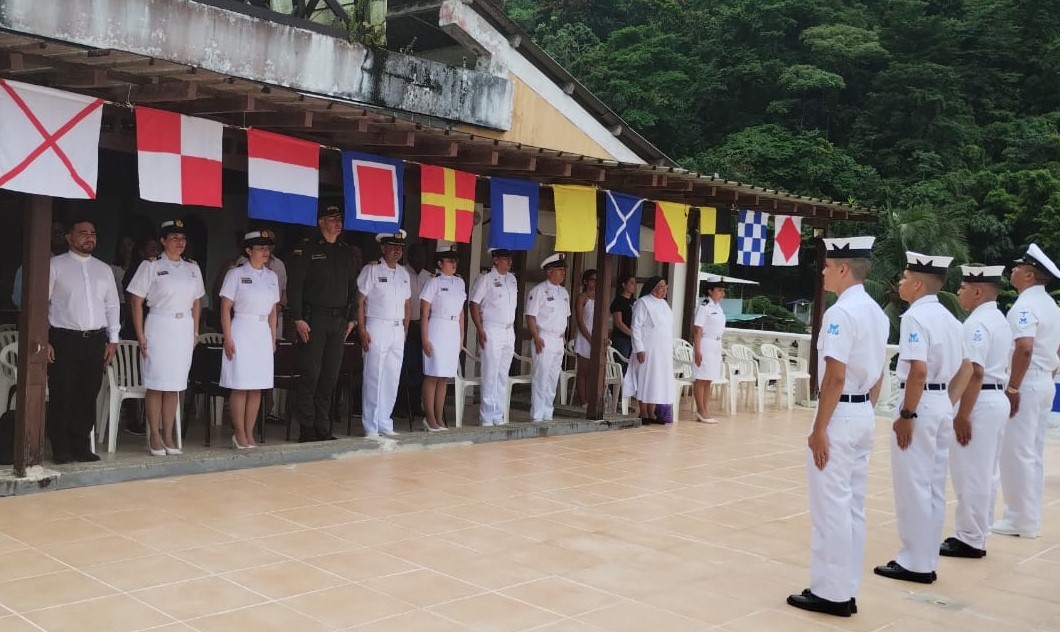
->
[[573, 269, 597, 406], [127, 220, 206, 456], [692, 277, 726, 423], [623, 276, 675, 424], [219, 230, 280, 449], [419, 244, 466, 431]]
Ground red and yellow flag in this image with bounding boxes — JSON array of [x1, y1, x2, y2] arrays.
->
[[654, 201, 689, 263], [420, 164, 476, 242]]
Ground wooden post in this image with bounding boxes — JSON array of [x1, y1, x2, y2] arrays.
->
[[511, 249, 528, 368], [808, 225, 830, 398], [13, 195, 52, 476], [681, 208, 701, 340], [586, 194, 612, 420]]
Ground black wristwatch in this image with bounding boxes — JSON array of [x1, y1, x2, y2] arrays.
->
[[899, 408, 918, 420]]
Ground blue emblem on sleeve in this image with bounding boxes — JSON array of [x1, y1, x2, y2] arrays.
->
[[827, 323, 840, 336], [972, 329, 984, 343], [908, 332, 920, 343], [1018, 310, 1030, 327]]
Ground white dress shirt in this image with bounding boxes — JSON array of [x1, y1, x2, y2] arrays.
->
[[897, 294, 964, 383], [49, 251, 121, 342], [963, 301, 1013, 385], [817, 284, 890, 394], [1007, 285, 1060, 374], [358, 260, 412, 320], [469, 266, 518, 326], [525, 280, 570, 335]]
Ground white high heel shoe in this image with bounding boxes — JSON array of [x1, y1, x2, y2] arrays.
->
[[695, 413, 720, 424]]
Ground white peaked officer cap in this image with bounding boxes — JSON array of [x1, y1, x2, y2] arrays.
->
[[434, 241, 459, 259], [905, 251, 954, 275], [823, 236, 875, 258], [375, 229, 407, 246], [1014, 243, 1060, 280], [960, 264, 1005, 283], [540, 253, 567, 270]]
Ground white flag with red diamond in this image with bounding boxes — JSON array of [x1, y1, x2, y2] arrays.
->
[[772, 215, 802, 266]]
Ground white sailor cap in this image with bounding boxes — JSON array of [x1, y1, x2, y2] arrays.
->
[[242, 229, 275, 247], [487, 247, 513, 258], [1014, 243, 1060, 280], [434, 241, 459, 260], [822, 236, 874, 258], [701, 274, 726, 289], [905, 251, 953, 275], [540, 253, 567, 270], [960, 264, 1005, 283], [375, 230, 407, 246]]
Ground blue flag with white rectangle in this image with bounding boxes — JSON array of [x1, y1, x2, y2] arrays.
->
[[604, 191, 643, 257], [488, 177, 538, 251]]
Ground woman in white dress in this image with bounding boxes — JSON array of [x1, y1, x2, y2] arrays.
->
[[624, 276, 675, 424], [573, 269, 597, 406], [127, 220, 205, 456], [692, 277, 726, 423], [219, 230, 280, 449], [420, 244, 466, 431]]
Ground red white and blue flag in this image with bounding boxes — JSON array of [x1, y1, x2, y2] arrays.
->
[[342, 150, 404, 234], [246, 129, 319, 226]]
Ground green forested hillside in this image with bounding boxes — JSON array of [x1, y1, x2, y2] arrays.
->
[[503, 0, 1060, 268]]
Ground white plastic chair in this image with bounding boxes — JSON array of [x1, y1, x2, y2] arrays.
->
[[99, 341, 182, 453], [672, 340, 695, 421], [558, 339, 579, 405], [608, 346, 632, 415], [604, 361, 624, 414], [452, 347, 482, 428], [0, 341, 17, 412], [727, 356, 758, 412], [754, 349, 784, 411], [502, 352, 534, 425], [762, 343, 812, 409]]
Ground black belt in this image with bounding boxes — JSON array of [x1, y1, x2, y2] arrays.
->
[[51, 327, 106, 338], [839, 393, 870, 403], [900, 382, 947, 391], [980, 384, 1004, 390]]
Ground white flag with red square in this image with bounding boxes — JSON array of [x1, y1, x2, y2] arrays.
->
[[773, 214, 802, 266], [0, 80, 103, 199], [136, 106, 223, 207]]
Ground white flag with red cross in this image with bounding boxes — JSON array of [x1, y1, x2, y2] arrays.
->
[[772, 214, 802, 266], [0, 80, 103, 199], [136, 106, 223, 207]]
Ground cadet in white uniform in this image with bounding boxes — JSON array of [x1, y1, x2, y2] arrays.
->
[[219, 230, 280, 449], [127, 220, 205, 456], [788, 236, 888, 618], [993, 244, 1060, 539], [692, 276, 727, 423], [420, 243, 466, 431], [469, 248, 518, 426], [875, 252, 963, 584], [525, 253, 571, 422], [357, 231, 411, 438], [940, 265, 1012, 558]]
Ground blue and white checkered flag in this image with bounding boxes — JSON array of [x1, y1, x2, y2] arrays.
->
[[737, 209, 769, 266]]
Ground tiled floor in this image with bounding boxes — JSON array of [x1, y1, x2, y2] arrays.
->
[[3, 405, 1060, 631]]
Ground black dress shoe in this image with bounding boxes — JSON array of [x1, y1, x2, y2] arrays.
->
[[940, 537, 986, 559], [52, 454, 74, 465], [73, 452, 101, 463], [873, 560, 935, 584], [315, 432, 338, 441], [787, 589, 852, 617], [851, 598, 857, 614]]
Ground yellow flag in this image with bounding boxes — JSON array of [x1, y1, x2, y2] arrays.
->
[[699, 205, 732, 264], [553, 185, 597, 252], [700, 206, 718, 234]]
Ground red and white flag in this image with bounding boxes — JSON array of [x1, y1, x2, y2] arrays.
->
[[772, 214, 802, 266], [136, 107, 222, 207], [0, 80, 103, 199]]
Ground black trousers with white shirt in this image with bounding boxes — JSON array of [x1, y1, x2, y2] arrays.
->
[[47, 327, 107, 459]]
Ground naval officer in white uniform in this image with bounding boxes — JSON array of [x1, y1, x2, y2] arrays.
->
[[127, 220, 205, 456], [357, 231, 412, 438], [875, 252, 964, 584], [691, 275, 727, 423], [525, 253, 570, 422], [940, 265, 1012, 558], [469, 248, 518, 426], [993, 244, 1060, 539], [420, 243, 466, 431], [219, 230, 280, 449], [788, 236, 888, 618]]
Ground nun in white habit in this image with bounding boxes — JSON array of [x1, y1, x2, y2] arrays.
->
[[623, 276, 675, 424]]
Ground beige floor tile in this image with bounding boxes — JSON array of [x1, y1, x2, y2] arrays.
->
[[0, 570, 116, 613], [303, 548, 419, 582], [256, 529, 359, 559], [200, 513, 305, 540], [24, 594, 174, 632], [188, 602, 333, 632], [526, 620, 607, 631], [366, 568, 485, 607], [0, 614, 48, 632], [86, 508, 184, 532], [719, 605, 849, 632], [131, 576, 266, 620], [84, 553, 208, 591], [348, 609, 467, 631], [500, 577, 621, 617], [575, 600, 705, 632], [41, 534, 157, 567], [320, 519, 414, 548], [0, 532, 29, 555], [428, 593, 561, 631], [224, 559, 347, 600], [430, 552, 551, 590], [499, 542, 602, 576], [283, 584, 414, 628], [0, 517, 108, 547], [172, 540, 289, 574], [271, 503, 370, 528], [0, 549, 69, 583]]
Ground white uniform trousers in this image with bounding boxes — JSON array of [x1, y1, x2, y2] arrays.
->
[[479, 323, 515, 426], [892, 390, 952, 573], [530, 332, 564, 421], [361, 318, 405, 436], [807, 401, 875, 603], [949, 391, 1007, 550], [997, 371, 1055, 533]]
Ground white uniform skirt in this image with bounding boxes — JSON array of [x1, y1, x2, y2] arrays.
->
[[142, 313, 195, 391], [423, 317, 460, 378], [693, 337, 723, 381], [220, 314, 274, 390]]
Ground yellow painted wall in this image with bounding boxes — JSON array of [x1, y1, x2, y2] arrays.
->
[[455, 77, 617, 160]]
